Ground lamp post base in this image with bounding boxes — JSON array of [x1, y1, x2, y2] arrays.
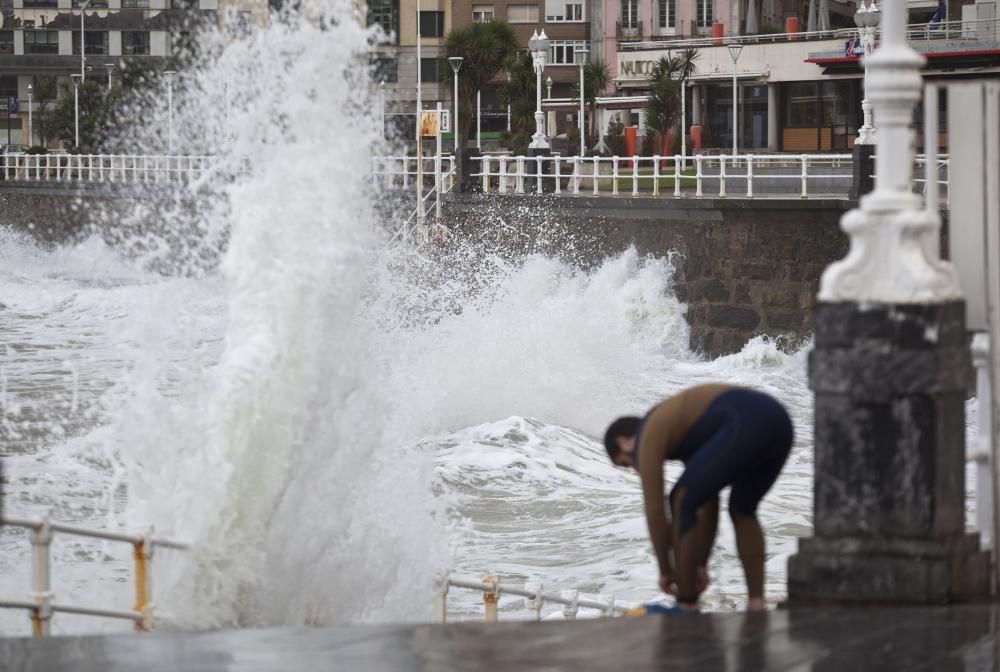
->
[[525, 147, 552, 194]]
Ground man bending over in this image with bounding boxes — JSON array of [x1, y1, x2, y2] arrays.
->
[[604, 384, 793, 611]]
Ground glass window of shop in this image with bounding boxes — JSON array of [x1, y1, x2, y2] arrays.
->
[[0, 76, 21, 146], [24, 31, 58, 54], [702, 82, 768, 151], [781, 80, 860, 151], [0, 31, 13, 55], [73, 30, 110, 55], [122, 31, 150, 55]]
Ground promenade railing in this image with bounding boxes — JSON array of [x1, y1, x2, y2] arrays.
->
[[0, 515, 189, 636], [2, 154, 214, 184], [434, 575, 628, 623]]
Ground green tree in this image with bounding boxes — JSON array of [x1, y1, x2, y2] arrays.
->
[[31, 75, 59, 148], [52, 79, 118, 152], [441, 20, 518, 152], [642, 50, 699, 155], [498, 49, 536, 154], [570, 57, 611, 150]]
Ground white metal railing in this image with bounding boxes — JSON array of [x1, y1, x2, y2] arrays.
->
[[469, 153, 853, 199], [391, 160, 457, 243], [0, 515, 189, 636], [2, 154, 214, 184], [435, 575, 629, 623], [372, 154, 457, 192]]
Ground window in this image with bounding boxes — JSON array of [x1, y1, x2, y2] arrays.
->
[[122, 31, 150, 55], [695, 0, 712, 27], [72, 31, 109, 55], [549, 39, 587, 64], [370, 56, 397, 83], [0, 75, 16, 100], [507, 4, 538, 22], [657, 0, 674, 28], [23, 0, 58, 7], [121, 0, 150, 7], [0, 31, 13, 55], [24, 31, 59, 54], [621, 0, 638, 28], [418, 11, 444, 37], [472, 4, 494, 22], [545, 0, 583, 21], [785, 82, 818, 128], [368, 0, 399, 43], [420, 57, 438, 82]]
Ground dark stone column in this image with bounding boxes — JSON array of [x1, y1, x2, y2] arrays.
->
[[787, 301, 990, 604], [525, 147, 552, 194], [849, 144, 875, 201], [460, 148, 482, 193]]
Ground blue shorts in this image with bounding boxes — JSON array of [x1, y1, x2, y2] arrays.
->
[[670, 389, 794, 535]]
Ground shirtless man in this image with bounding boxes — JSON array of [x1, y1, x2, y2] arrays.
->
[[604, 384, 793, 611]]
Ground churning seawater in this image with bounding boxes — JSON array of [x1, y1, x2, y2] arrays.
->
[[0, 2, 981, 637]]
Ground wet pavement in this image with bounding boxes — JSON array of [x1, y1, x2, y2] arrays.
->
[[3, 604, 1000, 671]]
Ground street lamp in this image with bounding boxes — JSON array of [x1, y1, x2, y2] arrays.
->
[[575, 45, 589, 157], [79, 0, 92, 82], [164, 70, 176, 154], [26, 83, 32, 147], [105, 62, 115, 91], [727, 43, 742, 156], [854, 0, 880, 144], [70, 73, 82, 149], [448, 56, 463, 151], [379, 79, 386, 140], [528, 29, 550, 150], [545, 75, 553, 100]]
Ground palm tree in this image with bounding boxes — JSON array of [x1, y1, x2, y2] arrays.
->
[[441, 21, 518, 151], [643, 50, 699, 156], [498, 50, 536, 154], [570, 57, 610, 151]]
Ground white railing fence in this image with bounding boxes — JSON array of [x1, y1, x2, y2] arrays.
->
[[435, 576, 629, 623], [0, 516, 189, 636], [2, 154, 214, 184], [372, 154, 457, 192]]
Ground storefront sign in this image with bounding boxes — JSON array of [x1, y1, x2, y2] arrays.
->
[[619, 60, 657, 78]]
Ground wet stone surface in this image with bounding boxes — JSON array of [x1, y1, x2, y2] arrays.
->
[[3, 605, 1000, 671]]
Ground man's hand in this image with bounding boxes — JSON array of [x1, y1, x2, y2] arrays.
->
[[659, 573, 677, 595], [660, 566, 710, 596]]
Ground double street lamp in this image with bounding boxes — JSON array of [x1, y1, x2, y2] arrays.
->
[[727, 43, 742, 157], [575, 45, 589, 157], [527, 29, 550, 150], [854, 0, 881, 144]]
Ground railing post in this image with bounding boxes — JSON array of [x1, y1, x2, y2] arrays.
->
[[133, 528, 154, 631], [632, 155, 639, 196], [482, 576, 499, 623], [525, 581, 543, 621], [652, 155, 661, 196], [572, 157, 581, 194], [674, 155, 682, 197], [598, 594, 615, 617], [554, 156, 561, 195], [561, 589, 579, 620], [695, 155, 703, 197], [482, 156, 490, 193], [719, 155, 727, 198], [30, 518, 53, 637], [972, 333, 994, 550], [747, 154, 754, 198], [433, 580, 449, 624], [800, 154, 809, 198], [449, 156, 456, 191], [499, 157, 508, 194], [592, 156, 599, 195], [535, 156, 543, 195], [516, 156, 525, 194], [612, 156, 619, 196]]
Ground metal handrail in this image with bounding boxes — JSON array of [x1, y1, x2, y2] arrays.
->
[[435, 575, 628, 623], [0, 515, 189, 636], [2, 153, 214, 184]]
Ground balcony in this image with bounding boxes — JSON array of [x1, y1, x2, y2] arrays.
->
[[616, 20, 643, 42]]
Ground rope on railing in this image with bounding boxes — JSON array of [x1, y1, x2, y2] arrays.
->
[[0, 515, 189, 636], [436, 575, 628, 624]]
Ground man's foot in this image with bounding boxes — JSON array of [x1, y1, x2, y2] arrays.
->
[[747, 597, 766, 611]]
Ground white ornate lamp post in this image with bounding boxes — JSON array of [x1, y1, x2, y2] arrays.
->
[[575, 45, 589, 157], [70, 73, 82, 148], [528, 29, 550, 150], [788, 0, 987, 606], [448, 56, 463, 151], [727, 44, 742, 156], [854, 0, 880, 144]]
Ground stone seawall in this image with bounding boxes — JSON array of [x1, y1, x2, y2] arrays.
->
[[444, 194, 852, 357]]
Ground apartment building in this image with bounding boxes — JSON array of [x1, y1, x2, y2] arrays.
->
[[0, 0, 255, 146]]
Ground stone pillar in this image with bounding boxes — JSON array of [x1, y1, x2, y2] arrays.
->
[[767, 83, 779, 151], [786, 0, 990, 605]]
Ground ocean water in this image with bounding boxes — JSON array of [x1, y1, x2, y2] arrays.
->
[[0, 1, 982, 637]]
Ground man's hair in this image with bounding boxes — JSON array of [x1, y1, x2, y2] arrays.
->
[[604, 416, 641, 462]]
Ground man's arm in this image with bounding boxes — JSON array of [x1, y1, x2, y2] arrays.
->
[[638, 420, 673, 578]]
